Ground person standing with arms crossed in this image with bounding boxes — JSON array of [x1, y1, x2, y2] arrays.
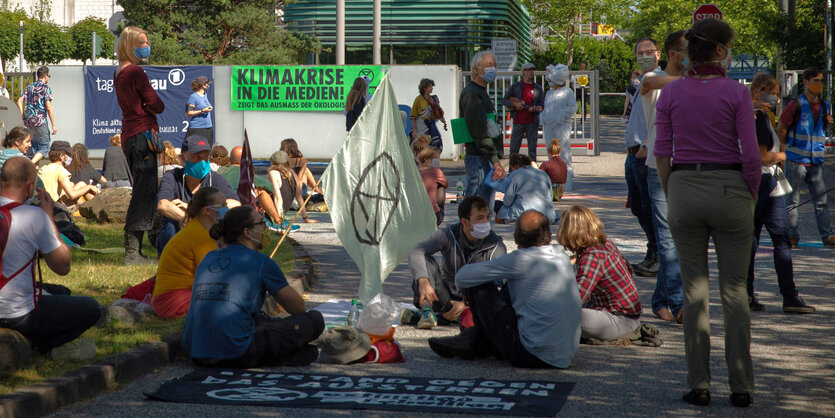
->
[[114, 26, 164, 265], [655, 19, 760, 408], [17, 66, 55, 164]]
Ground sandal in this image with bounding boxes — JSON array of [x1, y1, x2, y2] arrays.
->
[[682, 389, 710, 406]]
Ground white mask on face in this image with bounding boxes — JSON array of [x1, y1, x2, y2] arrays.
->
[[470, 221, 491, 239], [430, 158, 441, 168], [64, 156, 73, 167], [636, 55, 656, 72]]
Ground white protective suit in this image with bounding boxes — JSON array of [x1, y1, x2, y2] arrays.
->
[[540, 65, 577, 191]]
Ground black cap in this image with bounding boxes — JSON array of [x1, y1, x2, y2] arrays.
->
[[50, 140, 72, 154], [182, 136, 211, 154]]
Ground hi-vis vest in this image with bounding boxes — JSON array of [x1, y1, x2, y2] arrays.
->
[[786, 94, 830, 166]]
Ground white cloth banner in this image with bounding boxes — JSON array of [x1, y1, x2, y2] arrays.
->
[[322, 72, 437, 303]]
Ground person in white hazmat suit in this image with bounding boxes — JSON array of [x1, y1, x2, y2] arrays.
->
[[540, 64, 576, 191]]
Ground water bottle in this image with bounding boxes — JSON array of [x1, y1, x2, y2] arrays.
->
[[347, 299, 359, 327], [455, 180, 464, 203]]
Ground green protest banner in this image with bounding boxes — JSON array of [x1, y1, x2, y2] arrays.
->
[[231, 65, 386, 112]]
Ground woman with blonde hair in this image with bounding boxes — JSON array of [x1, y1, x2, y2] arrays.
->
[[268, 150, 317, 223], [557, 205, 642, 340], [344, 77, 368, 131], [115, 25, 164, 264], [103, 134, 132, 188], [158, 141, 182, 181], [210, 145, 229, 171]]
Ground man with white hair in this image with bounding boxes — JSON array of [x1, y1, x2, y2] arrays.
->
[[540, 64, 577, 191], [460, 50, 505, 209]]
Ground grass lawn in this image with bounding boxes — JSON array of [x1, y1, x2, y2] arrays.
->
[[0, 217, 296, 393]]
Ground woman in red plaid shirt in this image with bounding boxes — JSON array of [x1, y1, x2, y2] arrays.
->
[[558, 205, 643, 340]]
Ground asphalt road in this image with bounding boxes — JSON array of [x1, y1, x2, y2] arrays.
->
[[51, 118, 835, 417]]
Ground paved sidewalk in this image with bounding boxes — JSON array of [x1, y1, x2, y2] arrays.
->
[[52, 118, 835, 417]]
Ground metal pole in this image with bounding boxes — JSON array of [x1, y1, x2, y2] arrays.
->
[[92, 31, 97, 65], [826, 0, 832, 107], [336, 0, 345, 65], [373, 0, 381, 65], [18, 20, 23, 73]]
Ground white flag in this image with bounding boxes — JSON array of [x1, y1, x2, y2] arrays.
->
[[322, 72, 437, 303]]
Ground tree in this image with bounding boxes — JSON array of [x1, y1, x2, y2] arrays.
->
[[29, 0, 50, 23], [532, 36, 634, 93], [521, 0, 632, 66], [117, 0, 318, 65], [769, 1, 825, 70], [0, 8, 29, 71], [23, 19, 72, 64], [68, 17, 115, 63]]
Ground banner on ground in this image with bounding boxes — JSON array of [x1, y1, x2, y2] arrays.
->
[[321, 72, 436, 303], [230, 65, 385, 112], [146, 369, 575, 416], [83, 66, 214, 149]]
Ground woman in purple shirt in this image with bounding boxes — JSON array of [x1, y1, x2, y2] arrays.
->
[[654, 19, 759, 408]]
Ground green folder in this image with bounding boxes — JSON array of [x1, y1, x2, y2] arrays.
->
[[451, 113, 496, 144]]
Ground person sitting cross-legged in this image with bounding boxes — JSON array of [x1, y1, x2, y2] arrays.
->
[[495, 153, 557, 224], [557, 205, 643, 340], [37, 141, 99, 208], [0, 156, 101, 357], [182, 206, 325, 368], [404, 195, 506, 329], [428, 210, 582, 368]]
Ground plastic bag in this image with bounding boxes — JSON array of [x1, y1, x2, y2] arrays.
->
[[357, 293, 400, 335]]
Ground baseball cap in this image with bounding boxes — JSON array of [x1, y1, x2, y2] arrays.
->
[[193, 75, 210, 85], [182, 135, 211, 154], [316, 326, 371, 364], [270, 150, 289, 166], [50, 140, 72, 154], [521, 62, 536, 70]]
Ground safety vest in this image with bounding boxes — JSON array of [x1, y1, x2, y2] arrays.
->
[[786, 94, 830, 166]]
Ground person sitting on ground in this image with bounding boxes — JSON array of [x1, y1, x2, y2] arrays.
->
[[558, 205, 644, 338], [495, 153, 557, 224], [417, 147, 448, 226], [268, 150, 317, 223], [428, 210, 581, 368], [540, 139, 568, 201], [0, 156, 101, 356], [1, 127, 35, 169], [157, 141, 182, 183], [280, 138, 322, 195], [405, 196, 506, 329], [37, 141, 99, 207], [156, 135, 239, 254], [411, 134, 430, 165], [68, 143, 107, 188], [217, 145, 284, 227], [182, 206, 325, 368], [152, 187, 225, 319], [102, 134, 131, 188], [209, 145, 228, 172]]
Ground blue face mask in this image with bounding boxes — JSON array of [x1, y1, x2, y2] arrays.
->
[[210, 206, 229, 223], [134, 45, 151, 59], [184, 159, 210, 179], [681, 54, 690, 71], [482, 67, 498, 83]]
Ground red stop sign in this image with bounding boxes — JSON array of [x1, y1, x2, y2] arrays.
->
[[693, 4, 723, 23]]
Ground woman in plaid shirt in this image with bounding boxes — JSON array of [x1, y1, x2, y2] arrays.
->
[[558, 205, 643, 340]]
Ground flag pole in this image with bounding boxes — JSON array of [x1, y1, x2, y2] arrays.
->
[[269, 175, 325, 259]]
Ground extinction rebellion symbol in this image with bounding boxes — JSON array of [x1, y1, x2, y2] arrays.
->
[[350, 152, 401, 246]]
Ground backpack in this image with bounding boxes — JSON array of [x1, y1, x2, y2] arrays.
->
[[0, 202, 42, 309], [787, 97, 831, 136]]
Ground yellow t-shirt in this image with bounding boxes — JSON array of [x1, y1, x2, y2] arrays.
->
[[37, 162, 71, 202], [410, 95, 435, 121], [153, 219, 217, 297]]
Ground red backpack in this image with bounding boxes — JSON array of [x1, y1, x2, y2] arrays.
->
[[0, 202, 42, 309]]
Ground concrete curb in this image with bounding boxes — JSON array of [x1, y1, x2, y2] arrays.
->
[[0, 243, 317, 418]]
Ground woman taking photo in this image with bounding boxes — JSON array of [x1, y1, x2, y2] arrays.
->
[[409, 78, 447, 151], [185, 76, 213, 145], [114, 26, 164, 265], [654, 19, 759, 408], [182, 206, 324, 367]]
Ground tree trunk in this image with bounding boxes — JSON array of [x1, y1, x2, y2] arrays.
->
[[566, 24, 576, 67]]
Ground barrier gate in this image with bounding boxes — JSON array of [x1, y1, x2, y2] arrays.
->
[[461, 70, 600, 157]]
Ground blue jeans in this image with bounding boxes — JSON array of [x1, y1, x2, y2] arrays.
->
[[27, 124, 51, 158], [464, 154, 495, 211], [784, 160, 833, 241], [156, 217, 180, 256], [647, 168, 683, 315], [624, 153, 656, 256], [749, 174, 797, 298]]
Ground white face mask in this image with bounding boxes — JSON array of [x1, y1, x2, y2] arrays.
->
[[63, 156, 73, 167], [470, 221, 491, 239], [710, 45, 732, 69], [636, 55, 656, 72]]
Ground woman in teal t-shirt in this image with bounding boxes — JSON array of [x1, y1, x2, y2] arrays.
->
[[182, 206, 324, 368]]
